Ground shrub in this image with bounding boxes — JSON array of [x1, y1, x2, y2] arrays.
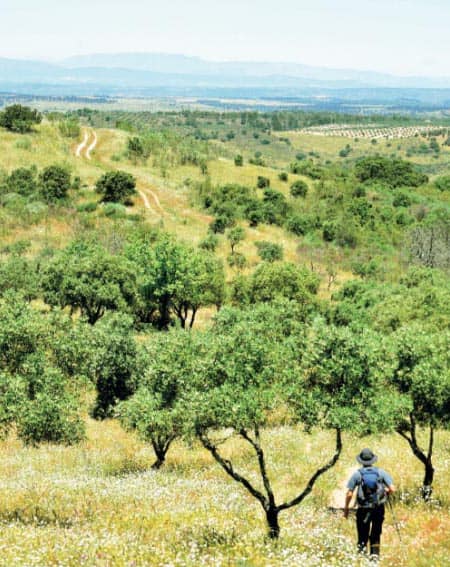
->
[[434, 175, 450, 192], [0, 104, 42, 133], [95, 170, 137, 204], [393, 192, 412, 208], [39, 165, 71, 202], [257, 176, 270, 189], [199, 233, 219, 252], [234, 154, 244, 166], [255, 241, 284, 262], [290, 180, 308, 198], [77, 201, 98, 213], [6, 167, 37, 196], [278, 172, 288, 182]]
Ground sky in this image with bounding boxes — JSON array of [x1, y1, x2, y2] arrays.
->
[[1, 0, 450, 76]]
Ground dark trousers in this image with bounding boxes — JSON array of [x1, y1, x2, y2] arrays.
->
[[356, 505, 385, 556]]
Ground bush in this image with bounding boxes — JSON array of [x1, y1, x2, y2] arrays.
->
[[234, 154, 244, 166], [355, 156, 428, 187], [0, 104, 42, 133], [102, 203, 127, 218], [39, 165, 71, 202], [199, 233, 219, 252], [290, 180, 308, 198], [286, 214, 313, 236], [6, 167, 37, 197], [393, 192, 412, 208], [257, 176, 270, 189], [434, 175, 450, 192], [255, 241, 284, 262], [95, 170, 137, 204], [77, 201, 98, 213], [58, 119, 80, 138], [278, 172, 288, 182]]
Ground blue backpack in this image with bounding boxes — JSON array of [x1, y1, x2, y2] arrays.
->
[[357, 467, 386, 507]]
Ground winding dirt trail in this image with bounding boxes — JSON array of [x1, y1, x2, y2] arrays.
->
[[75, 131, 89, 158], [85, 130, 97, 160], [137, 189, 158, 215]]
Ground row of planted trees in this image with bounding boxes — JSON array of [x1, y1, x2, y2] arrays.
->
[[1, 283, 448, 538]]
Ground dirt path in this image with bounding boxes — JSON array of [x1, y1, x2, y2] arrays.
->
[[329, 466, 358, 510], [75, 131, 89, 158], [138, 189, 158, 215], [146, 188, 164, 214], [86, 131, 97, 160]]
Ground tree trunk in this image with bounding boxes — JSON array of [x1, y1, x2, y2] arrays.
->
[[422, 460, 434, 500], [265, 507, 280, 539], [151, 455, 165, 470]]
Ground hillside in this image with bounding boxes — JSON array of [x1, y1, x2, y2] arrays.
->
[[0, 108, 449, 566]]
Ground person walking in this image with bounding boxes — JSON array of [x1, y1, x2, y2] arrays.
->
[[343, 448, 395, 560]]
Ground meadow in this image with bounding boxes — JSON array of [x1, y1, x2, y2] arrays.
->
[[1, 420, 450, 567]]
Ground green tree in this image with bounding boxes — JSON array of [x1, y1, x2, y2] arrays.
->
[[189, 305, 341, 539], [89, 314, 140, 419], [118, 330, 199, 468], [95, 170, 137, 204], [0, 104, 42, 133], [227, 226, 246, 254], [41, 242, 137, 324], [389, 327, 450, 499], [126, 234, 225, 329], [255, 241, 283, 262]]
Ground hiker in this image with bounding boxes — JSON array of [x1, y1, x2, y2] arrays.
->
[[343, 448, 395, 559]]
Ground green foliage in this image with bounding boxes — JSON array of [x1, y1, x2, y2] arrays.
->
[[433, 175, 450, 192], [257, 176, 270, 188], [89, 313, 140, 419], [95, 170, 137, 204], [39, 165, 72, 202], [4, 166, 38, 197], [125, 233, 225, 329], [118, 330, 200, 467], [232, 262, 319, 311], [0, 255, 39, 300], [393, 192, 412, 208], [355, 156, 428, 187], [0, 104, 42, 133], [234, 154, 243, 166], [226, 226, 246, 253], [278, 172, 288, 182], [41, 241, 137, 324], [254, 241, 283, 262], [17, 368, 85, 446], [293, 322, 400, 433], [58, 119, 80, 138], [290, 180, 308, 198]]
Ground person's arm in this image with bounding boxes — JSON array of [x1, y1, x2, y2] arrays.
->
[[343, 490, 354, 519]]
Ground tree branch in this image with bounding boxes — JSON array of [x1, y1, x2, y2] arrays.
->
[[199, 431, 268, 508], [277, 428, 342, 512], [240, 427, 275, 508]]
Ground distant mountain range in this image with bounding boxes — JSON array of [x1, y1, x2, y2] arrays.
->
[[2, 53, 450, 97]]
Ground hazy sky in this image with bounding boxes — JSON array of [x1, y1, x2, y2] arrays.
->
[[2, 0, 450, 76]]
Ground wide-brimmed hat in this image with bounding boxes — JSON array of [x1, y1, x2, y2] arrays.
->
[[356, 448, 378, 466]]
